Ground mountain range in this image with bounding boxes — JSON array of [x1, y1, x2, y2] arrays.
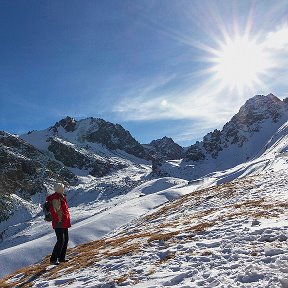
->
[[1, 93, 287, 222], [0, 93, 288, 286]]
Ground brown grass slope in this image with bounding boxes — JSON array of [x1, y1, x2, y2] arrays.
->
[[0, 173, 287, 287]]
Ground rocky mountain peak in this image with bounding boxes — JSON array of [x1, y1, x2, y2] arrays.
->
[[50, 116, 77, 133], [78, 118, 146, 159], [150, 136, 175, 146], [235, 94, 285, 126], [185, 94, 288, 164], [145, 136, 184, 160]]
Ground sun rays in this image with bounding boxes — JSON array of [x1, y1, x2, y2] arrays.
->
[[209, 35, 271, 94]]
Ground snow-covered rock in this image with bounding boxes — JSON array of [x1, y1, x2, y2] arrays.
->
[[23, 116, 147, 160], [143, 136, 184, 160], [0, 131, 76, 221], [160, 94, 288, 180]]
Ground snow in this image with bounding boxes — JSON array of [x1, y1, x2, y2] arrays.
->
[[0, 177, 189, 278], [1, 154, 288, 287], [161, 119, 288, 181], [1, 117, 288, 287]]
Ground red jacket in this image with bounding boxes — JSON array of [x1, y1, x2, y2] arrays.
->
[[46, 192, 71, 229]]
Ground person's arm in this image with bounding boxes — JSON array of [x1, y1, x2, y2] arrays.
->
[[50, 199, 63, 222]]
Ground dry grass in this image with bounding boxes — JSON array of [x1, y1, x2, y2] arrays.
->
[[105, 232, 150, 247], [114, 274, 129, 284], [104, 244, 140, 258], [147, 231, 180, 244], [184, 221, 214, 233], [234, 198, 265, 209], [1, 175, 286, 287], [157, 221, 181, 229]]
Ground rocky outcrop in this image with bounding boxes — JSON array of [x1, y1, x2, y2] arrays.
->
[[144, 137, 184, 160], [185, 94, 288, 162], [48, 138, 112, 177], [0, 131, 77, 221], [50, 116, 77, 133], [82, 118, 147, 159], [46, 117, 147, 159]]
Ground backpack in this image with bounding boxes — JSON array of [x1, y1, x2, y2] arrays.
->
[[43, 201, 52, 222]]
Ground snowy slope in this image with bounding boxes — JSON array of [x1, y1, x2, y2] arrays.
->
[[1, 95, 288, 287], [0, 116, 154, 249], [1, 119, 288, 286], [0, 177, 189, 278], [156, 94, 288, 180], [1, 155, 288, 287], [160, 109, 288, 181]]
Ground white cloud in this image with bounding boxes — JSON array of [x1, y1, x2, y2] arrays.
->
[[264, 25, 288, 50], [113, 76, 244, 130]]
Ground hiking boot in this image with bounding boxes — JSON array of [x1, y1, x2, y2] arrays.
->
[[59, 259, 69, 263], [50, 260, 60, 265]]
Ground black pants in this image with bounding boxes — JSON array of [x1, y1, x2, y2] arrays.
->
[[50, 228, 69, 262]]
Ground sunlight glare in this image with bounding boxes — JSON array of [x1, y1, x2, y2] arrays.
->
[[211, 37, 270, 93]]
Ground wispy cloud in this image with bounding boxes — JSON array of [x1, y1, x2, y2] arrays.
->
[[113, 22, 288, 123], [113, 76, 243, 128], [264, 25, 288, 50]]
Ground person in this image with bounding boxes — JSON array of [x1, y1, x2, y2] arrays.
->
[[46, 183, 71, 265]]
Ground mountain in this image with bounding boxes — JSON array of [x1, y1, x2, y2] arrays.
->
[[158, 94, 288, 180], [0, 118, 151, 247], [21, 117, 148, 177], [186, 94, 287, 162], [1, 93, 288, 286], [143, 136, 184, 160], [1, 123, 288, 286]]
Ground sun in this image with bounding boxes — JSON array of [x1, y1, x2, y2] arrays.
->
[[211, 36, 270, 93]]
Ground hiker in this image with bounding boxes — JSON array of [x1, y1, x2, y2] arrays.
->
[[46, 183, 71, 265]]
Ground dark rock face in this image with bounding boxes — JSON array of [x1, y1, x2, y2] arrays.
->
[[185, 143, 205, 162], [202, 130, 223, 159], [48, 138, 112, 177], [185, 94, 288, 162], [144, 136, 184, 160], [0, 131, 76, 221], [50, 116, 77, 133], [83, 118, 147, 159]]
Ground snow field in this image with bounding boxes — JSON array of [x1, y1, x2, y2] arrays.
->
[[1, 169, 287, 287], [0, 177, 189, 278]]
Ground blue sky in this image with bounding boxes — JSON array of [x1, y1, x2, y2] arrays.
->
[[1, 0, 288, 146]]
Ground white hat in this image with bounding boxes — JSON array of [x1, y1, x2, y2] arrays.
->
[[54, 183, 65, 194]]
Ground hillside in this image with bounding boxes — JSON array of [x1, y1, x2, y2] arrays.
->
[[1, 117, 288, 286], [0, 131, 77, 222], [0, 165, 287, 287]]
